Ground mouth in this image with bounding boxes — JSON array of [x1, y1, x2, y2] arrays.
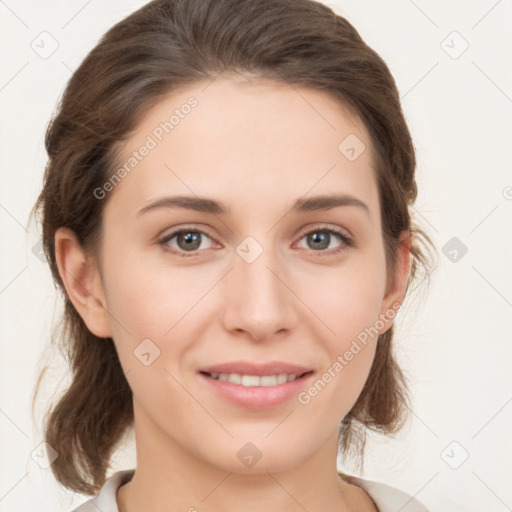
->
[[197, 363, 316, 410], [199, 370, 314, 387]]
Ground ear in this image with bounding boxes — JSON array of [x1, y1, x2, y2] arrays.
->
[[377, 229, 412, 335], [54, 227, 112, 338]]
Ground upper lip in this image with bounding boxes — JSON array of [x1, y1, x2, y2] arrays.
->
[[198, 361, 313, 377]]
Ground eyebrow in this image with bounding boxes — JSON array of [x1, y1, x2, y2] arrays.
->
[[136, 194, 370, 218]]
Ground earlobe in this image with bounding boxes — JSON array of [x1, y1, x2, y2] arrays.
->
[[54, 227, 112, 339]]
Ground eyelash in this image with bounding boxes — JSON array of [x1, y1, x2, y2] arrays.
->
[[157, 225, 354, 259]]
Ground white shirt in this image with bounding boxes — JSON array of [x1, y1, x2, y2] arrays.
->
[[71, 469, 429, 511]]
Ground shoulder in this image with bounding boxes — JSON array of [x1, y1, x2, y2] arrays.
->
[[70, 469, 135, 512], [339, 472, 430, 512]]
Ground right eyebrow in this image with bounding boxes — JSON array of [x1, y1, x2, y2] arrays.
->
[[136, 195, 230, 217]]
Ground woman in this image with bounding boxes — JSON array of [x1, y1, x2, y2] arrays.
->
[[30, 0, 435, 510]]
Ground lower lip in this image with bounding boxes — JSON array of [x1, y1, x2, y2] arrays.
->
[[198, 372, 315, 410]]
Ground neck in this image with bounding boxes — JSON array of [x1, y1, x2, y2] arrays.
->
[[117, 402, 366, 512]]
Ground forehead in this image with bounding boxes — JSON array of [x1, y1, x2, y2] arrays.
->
[[105, 74, 378, 219]]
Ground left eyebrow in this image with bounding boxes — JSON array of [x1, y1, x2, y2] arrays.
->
[[135, 193, 370, 218], [292, 194, 370, 217]]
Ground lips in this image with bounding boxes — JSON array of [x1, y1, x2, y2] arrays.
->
[[198, 361, 312, 377], [198, 369, 315, 410], [197, 360, 315, 409]]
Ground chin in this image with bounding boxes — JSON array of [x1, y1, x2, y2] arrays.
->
[[201, 435, 316, 475]]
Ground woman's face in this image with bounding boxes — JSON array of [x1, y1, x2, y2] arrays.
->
[[59, 74, 409, 474]]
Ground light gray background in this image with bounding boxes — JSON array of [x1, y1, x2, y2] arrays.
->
[[1, 0, 511, 510]]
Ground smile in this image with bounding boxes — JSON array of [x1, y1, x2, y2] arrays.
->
[[198, 370, 315, 410], [202, 371, 311, 387]]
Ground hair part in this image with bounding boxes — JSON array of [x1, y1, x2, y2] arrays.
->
[[30, 0, 436, 494]]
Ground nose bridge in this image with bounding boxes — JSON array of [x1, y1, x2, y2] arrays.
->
[[221, 234, 296, 339]]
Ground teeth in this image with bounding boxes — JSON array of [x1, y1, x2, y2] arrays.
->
[[209, 372, 299, 386], [276, 373, 288, 385], [227, 373, 241, 384], [241, 375, 260, 386]]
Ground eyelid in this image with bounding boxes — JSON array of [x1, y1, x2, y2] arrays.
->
[[293, 224, 354, 254], [156, 225, 219, 258], [295, 223, 352, 241], [157, 223, 354, 258]]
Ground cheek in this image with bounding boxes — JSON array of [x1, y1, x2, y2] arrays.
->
[[100, 252, 198, 377], [303, 260, 387, 341], [104, 249, 202, 334], [102, 262, 201, 415], [297, 260, 385, 402]]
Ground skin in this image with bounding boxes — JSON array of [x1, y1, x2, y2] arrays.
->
[[55, 72, 411, 512]]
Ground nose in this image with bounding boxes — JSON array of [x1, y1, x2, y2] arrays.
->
[[221, 239, 298, 342]]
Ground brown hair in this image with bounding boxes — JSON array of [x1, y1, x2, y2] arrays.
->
[[29, 0, 436, 495]]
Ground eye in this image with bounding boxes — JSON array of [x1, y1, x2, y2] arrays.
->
[[157, 225, 354, 258], [295, 226, 354, 255], [158, 228, 216, 258]]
